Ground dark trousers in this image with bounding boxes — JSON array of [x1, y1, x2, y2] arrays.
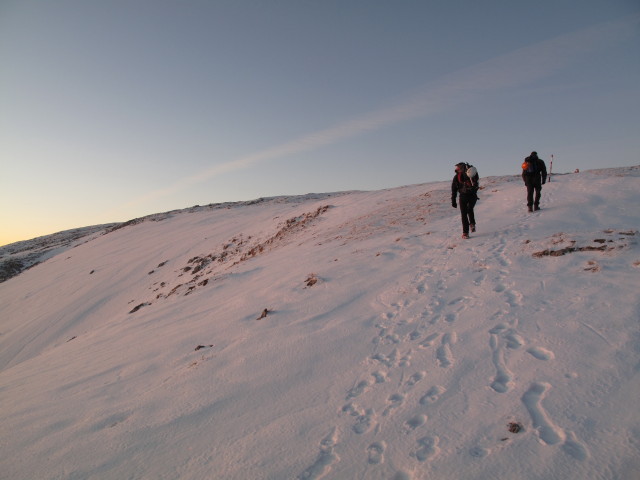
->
[[526, 183, 542, 208], [459, 195, 476, 234]]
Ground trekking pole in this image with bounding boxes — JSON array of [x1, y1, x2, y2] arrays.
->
[[549, 154, 553, 182]]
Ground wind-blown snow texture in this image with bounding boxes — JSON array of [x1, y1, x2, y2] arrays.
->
[[1, 167, 639, 480]]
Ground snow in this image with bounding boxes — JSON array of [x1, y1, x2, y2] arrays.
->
[[1, 166, 639, 480], [0, 224, 118, 282]]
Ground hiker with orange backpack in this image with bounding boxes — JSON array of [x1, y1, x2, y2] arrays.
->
[[521, 151, 548, 212]]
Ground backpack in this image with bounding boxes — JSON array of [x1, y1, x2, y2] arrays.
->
[[463, 163, 479, 187], [522, 157, 538, 174]]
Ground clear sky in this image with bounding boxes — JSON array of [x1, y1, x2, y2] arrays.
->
[[1, 0, 639, 246]]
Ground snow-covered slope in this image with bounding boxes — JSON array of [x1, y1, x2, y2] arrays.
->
[[1, 167, 639, 480], [0, 224, 118, 282]]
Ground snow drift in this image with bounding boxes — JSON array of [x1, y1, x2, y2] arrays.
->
[[1, 166, 639, 479]]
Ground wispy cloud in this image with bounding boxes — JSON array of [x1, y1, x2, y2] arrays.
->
[[122, 13, 639, 211]]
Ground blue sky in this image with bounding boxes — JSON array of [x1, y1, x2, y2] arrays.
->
[[1, 0, 639, 245]]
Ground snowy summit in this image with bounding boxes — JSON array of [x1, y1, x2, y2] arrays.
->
[[1, 166, 639, 479]]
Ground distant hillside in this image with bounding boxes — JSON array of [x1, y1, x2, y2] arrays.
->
[[0, 224, 118, 282], [0, 192, 352, 283]]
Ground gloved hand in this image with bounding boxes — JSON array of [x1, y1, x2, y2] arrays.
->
[[452, 200, 457, 208]]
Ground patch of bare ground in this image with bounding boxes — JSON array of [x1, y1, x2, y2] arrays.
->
[[128, 206, 331, 312], [531, 230, 637, 259]]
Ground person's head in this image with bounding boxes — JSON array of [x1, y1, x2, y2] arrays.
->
[[531, 151, 538, 157], [455, 162, 466, 173]]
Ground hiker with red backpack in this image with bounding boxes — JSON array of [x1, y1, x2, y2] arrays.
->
[[521, 151, 548, 212], [451, 162, 479, 239]]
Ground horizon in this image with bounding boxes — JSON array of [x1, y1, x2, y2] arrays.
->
[[0, 163, 635, 247], [1, 1, 639, 245]]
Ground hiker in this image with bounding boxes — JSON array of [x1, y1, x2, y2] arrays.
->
[[451, 162, 479, 239], [521, 151, 548, 212]]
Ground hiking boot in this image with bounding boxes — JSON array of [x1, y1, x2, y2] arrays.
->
[[528, 206, 533, 212], [470, 224, 476, 233], [534, 205, 540, 211], [462, 233, 469, 239]]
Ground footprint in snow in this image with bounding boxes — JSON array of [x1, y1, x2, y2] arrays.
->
[[436, 333, 456, 368], [507, 290, 524, 308], [489, 335, 514, 393], [504, 331, 525, 349], [474, 273, 487, 286], [521, 382, 565, 446], [346, 379, 371, 399], [488, 327, 515, 393], [405, 414, 428, 431], [399, 350, 412, 367], [413, 435, 440, 462], [562, 430, 590, 460], [436, 344, 453, 368], [352, 408, 377, 434], [426, 298, 445, 317], [405, 371, 425, 388], [494, 283, 507, 293], [420, 385, 446, 405], [383, 332, 402, 345], [372, 371, 387, 384], [367, 441, 386, 464], [298, 427, 340, 480], [371, 350, 398, 368], [442, 332, 458, 345], [383, 393, 405, 417], [489, 324, 507, 334], [527, 346, 555, 361], [373, 325, 399, 346], [416, 282, 427, 294], [409, 330, 422, 341], [419, 333, 440, 348]]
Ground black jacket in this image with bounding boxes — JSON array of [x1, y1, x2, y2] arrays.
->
[[451, 172, 479, 202], [522, 155, 548, 186]]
